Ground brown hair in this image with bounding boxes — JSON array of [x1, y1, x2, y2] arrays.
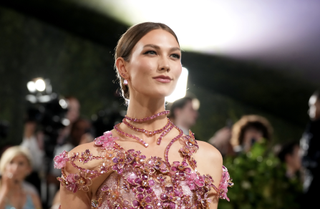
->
[[169, 96, 194, 119], [231, 115, 273, 147], [114, 22, 179, 100]]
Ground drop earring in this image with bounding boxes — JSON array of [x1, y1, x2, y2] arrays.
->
[[123, 79, 128, 85]]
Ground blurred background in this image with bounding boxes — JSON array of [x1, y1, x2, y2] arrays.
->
[[0, 0, 320, 208]]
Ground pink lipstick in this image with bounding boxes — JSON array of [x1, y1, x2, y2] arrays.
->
[[153, 75, 172, 83]]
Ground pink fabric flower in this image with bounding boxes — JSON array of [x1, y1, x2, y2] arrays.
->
[[65, 173, 80, 193], [80, 149, 93, 164], [219, 166, 233, 201], [54, 151, 68, 169], [94, 131, 117, 148], [171, 161, 191, 178]]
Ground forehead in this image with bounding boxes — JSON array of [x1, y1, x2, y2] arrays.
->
[[11, 154, 29, 162], [245, 127, 263, 132], [133, 29, 180, 50]]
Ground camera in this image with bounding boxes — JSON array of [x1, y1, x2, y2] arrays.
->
[[25, 78, 69, 158], [25, 97, 69, 136]]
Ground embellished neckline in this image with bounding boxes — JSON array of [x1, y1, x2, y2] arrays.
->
[[94, 130, 199, 170], [54, 129, 233, 208], [114, 110, 174, 148]]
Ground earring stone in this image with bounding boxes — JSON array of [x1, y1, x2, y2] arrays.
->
[[123, 79, 128, 85]]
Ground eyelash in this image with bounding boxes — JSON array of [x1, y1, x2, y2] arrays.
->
[[171, 54, 180, 59], [144, 50, 157, 55], [144, 51, 180, 59]]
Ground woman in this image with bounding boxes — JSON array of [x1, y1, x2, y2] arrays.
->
[[0, 146, 42, 209], [55, 22, 232, 209], [231, 115, 273, 153]]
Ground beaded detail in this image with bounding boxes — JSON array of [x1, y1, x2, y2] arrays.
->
[[122, 118, 171, 137], [125, 110, 170, 123], [55, 130, 232, 208]]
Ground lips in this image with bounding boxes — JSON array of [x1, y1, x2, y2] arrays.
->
[[153, 75, 172, 83]]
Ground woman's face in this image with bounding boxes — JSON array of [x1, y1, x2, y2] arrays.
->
[[243, 128, 264, 152], [125, 29, 182, 99], [5, 154, 31, 182], [66, 98, 80, 123]]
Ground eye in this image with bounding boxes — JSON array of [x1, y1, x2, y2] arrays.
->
[[144, 50, 157, 55], [171, 53, 181, 59]]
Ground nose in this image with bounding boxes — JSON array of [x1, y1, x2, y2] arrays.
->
[[158, 56, 170, 72]]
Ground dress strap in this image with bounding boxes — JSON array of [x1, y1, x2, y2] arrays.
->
[[178, 130, 199, 170], [164, 125, 183, 166]]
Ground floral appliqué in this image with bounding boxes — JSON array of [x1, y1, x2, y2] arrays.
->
[[54, 130, 233, 209]]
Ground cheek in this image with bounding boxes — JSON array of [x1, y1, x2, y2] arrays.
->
[[130, 61, 153, 81], [4, 164, 12, 172], [175, 65, 182, 77]]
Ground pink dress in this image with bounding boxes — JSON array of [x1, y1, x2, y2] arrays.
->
[[54, 131, 232, 209]]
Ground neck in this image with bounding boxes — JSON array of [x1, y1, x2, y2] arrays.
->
[[117, 95, 170, 146], [126, 95, 166, 120]]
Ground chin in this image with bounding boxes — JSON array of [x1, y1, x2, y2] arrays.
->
[[148, 89, 174, 98]]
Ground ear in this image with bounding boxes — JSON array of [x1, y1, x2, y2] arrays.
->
[[115, 57, 129, 79]]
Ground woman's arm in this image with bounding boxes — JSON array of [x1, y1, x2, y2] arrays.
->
[[60, 184, 91, 209], [56, 142, 111, 209], [0, 174, 14, 209], [30, 192, 42, 209], [194, 140, 223, 209], [0, 186, 9, 209]]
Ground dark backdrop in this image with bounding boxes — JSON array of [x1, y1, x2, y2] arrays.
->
[[0, 4, 317, 147]]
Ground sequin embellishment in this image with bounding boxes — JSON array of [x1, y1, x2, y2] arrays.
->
[[55, 131, 232, 208]]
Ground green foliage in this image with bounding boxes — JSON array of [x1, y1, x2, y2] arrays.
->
[[219, 141, 302, 209]]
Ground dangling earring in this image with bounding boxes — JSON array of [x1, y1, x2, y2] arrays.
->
[[123, 79, 128, 85]]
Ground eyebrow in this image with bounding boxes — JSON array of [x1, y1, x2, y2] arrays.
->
[[143, 44, 181, 52]]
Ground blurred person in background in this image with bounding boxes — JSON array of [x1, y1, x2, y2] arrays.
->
[[300, 90, 320, 208], [21, 96, 81, 204], [48, 117, 92, 182], [209, 126, 235, 157], [69, 117, 94, 146], [21, 116, 45, 194], [55, 96, 80, 146], [276, 142, 302, 208], [230, 115, 273, 154], [21, 96, 80, 170], [168, 95, 199, 135], [0, 146, 42, 209], [50, 118, 94, 209], [277, 141, 302, 179]]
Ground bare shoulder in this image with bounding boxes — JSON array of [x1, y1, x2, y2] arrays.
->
[[59, 141, 111, 208], [195, 140, 223, 165], [62, 141, 111, 176]]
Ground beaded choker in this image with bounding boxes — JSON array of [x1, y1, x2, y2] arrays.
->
[[122, 118, 171, 136], [124, 110, 170, 123], [114, 110, 176, 148]]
